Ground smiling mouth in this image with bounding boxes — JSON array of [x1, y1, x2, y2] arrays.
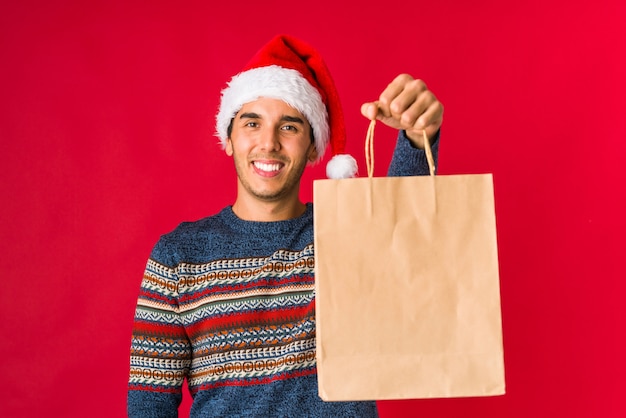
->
[[253, 161, 284, 174]]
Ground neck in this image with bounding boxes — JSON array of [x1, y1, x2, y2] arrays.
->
[[231, 196, 307, 222]]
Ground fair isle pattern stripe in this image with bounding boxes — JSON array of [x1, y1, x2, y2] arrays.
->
[[189, 339, 316, 388], [175, 245, 315, 275], [176, 246, 315, 292], [130, 244, 317, 393], [134, 293, 314, 327], [129, 354, 189, 391], [180, 292, 314, 327], [178, 283, 314, 314]]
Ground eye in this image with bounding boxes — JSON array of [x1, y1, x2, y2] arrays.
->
[[244, 121, 259, 128], [281, 124, 298, 132]]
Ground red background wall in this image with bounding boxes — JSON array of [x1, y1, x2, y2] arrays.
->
[[1, 1, 624, 416]]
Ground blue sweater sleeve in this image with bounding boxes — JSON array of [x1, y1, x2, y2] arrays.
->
[[128, 390, 181, 418], [127, 235, 190, 418], [387, 129, 440, 177]]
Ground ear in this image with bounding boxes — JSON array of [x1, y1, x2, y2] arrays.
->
[[225, 138, 234, 157], [307, 143, 318, 163]]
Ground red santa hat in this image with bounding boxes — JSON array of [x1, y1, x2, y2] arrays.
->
[[215, 34, 357, 179]]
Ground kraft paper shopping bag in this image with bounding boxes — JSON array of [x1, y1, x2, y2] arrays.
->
[[313, 123, 505, 401]]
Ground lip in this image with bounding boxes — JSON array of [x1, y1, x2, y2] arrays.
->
[[252, 159, 285, 177]]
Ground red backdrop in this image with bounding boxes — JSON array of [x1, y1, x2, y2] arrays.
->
[[1, 1, 624, 417]]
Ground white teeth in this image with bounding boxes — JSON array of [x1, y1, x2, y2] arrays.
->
[[254, 162, 281, 172]]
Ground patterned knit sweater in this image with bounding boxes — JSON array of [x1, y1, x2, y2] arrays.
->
[[128, 132, 438, 417]]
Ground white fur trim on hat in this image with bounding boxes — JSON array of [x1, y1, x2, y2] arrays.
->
[[216, 65, 329, 162]]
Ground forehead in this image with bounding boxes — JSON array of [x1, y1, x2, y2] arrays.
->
[[237, 97, 307, 120]]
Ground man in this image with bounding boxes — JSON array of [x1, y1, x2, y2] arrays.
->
[[128, 34, 443, 417]]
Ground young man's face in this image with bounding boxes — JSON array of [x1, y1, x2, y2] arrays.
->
[[226, 97, 318, 204]]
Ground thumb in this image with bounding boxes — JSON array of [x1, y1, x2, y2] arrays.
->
[[360, 102, 379, 121]]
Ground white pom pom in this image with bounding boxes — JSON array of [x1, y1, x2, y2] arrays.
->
[[326, 154, 358, 179]]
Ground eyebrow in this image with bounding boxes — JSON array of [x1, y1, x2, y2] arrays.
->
[[281, 115, 305, 124], [239, 112, 261, 120], [238, 112, 305, 124]]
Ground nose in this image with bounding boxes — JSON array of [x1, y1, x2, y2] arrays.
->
[[258, 126, 281, 152]]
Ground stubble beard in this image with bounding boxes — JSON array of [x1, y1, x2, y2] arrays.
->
[[233, 153, 308, 202]]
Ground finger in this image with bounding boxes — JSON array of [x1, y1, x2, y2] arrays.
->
[[383, 76, 428, 118], [377, 74, 414, 117], [417, 100, 444, 132], [400, 91, 438, 129], [360, 101, 380, 120], [406, 100, 444, 142]]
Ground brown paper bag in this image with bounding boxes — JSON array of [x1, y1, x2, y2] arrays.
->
[[313, 124, 505, 401]]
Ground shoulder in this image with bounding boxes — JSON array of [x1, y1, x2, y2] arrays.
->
[[149, 208, 231, 267]]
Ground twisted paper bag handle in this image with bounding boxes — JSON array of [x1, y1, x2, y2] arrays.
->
[[365, 120, 435, 178]]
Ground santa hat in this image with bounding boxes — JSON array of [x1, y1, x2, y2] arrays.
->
[[215, 34, 357, 179]]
